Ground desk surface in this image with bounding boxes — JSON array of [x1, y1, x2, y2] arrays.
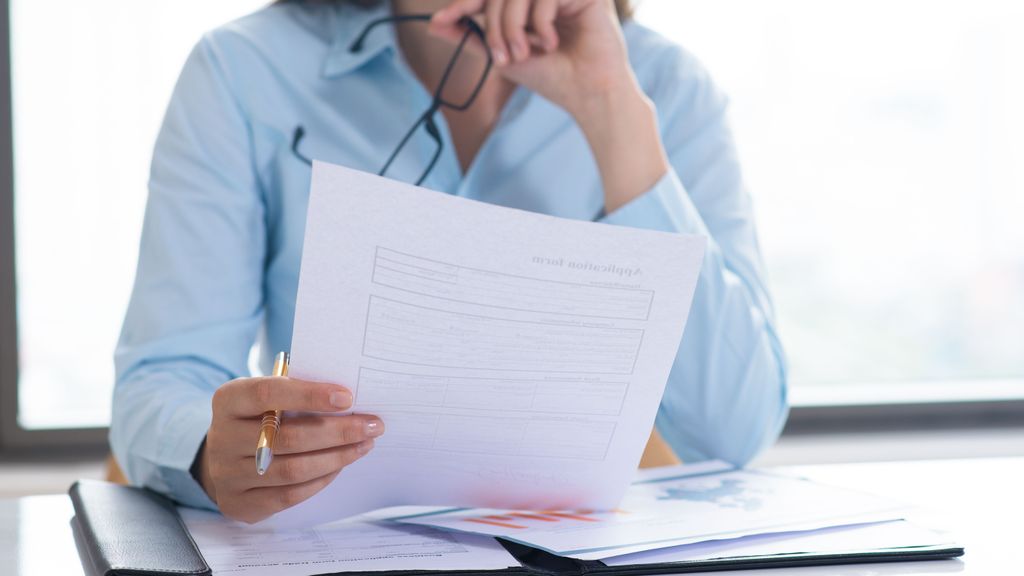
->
[[2, 457, 1021, 575]]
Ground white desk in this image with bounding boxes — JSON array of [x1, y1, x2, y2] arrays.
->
[[2, 457, 1021, 575]]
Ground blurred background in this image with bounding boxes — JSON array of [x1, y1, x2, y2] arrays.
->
[[1, 0, 1022, 494]]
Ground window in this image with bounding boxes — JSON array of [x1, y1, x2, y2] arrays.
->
[[635, 0, 1024, 405], [6, 1, 267, 434], [3, 1, 1022, 443]]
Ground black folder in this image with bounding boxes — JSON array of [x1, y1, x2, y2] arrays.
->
[[69, 480, 963, 576]]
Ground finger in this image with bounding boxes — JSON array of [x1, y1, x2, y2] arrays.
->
[[428, 19, 469, 45], [503, 0, 531, 62], [251, 440, 374, 488], [430, 0, 478, 42], [433, 0, 486, 25], [485, 0, 510, 65], [530, 0, 559, 52], [225, 469, 343, 524], [526, 32, 546, 50], [274, 414, 385, 455], [218, 414, 385, 457], [214, 377, 353, 417]]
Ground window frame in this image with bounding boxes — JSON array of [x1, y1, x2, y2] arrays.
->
[[0, 0, 1021, 455], [784, 398, 1024, 436]]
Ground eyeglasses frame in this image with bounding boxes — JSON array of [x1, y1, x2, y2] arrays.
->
[[292, 14, 493, 187]]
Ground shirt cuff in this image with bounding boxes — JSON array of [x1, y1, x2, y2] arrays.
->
[[157, 397, 218, 510], [599, 168, 709, 236]]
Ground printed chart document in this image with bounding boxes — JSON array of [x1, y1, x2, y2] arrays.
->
[[392, 462, 910, 560], [181, 509, 517, 576], [267, 162, 706, 527]]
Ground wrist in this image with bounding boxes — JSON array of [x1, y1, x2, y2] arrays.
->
[[567, 76, 651, 130], [570, 81, 669, 214], [191, 436, 217, 503]]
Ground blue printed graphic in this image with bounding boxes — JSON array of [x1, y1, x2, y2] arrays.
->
[[658, 478, 763, 511]]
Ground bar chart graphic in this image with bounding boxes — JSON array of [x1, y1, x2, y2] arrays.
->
[[462, 510, 625, 530]]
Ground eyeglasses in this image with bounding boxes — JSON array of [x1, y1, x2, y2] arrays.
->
[[292, 14, 493, 186]]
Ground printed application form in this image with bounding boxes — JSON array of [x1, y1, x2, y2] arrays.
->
[[268, 162, 706, 527], [180, 509, 517, 575]]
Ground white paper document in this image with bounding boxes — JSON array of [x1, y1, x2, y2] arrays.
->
[[268, 162, 706, 527], [180, 509, 517, 575], [601, 520, 956, 566], [392, 462, 910, 560]]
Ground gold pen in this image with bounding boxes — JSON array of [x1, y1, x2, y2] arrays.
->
[[256, 351, 289, 475]]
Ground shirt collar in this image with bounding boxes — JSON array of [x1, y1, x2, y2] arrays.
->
[[321, 1, 396, 78]]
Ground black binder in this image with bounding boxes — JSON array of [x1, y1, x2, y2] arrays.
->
[[69, 480, 963, 576], [70, 480, 211, 576]]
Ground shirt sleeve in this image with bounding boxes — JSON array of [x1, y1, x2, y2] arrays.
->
[[600, 45, 788, 466], [110, 33, 265, 509]]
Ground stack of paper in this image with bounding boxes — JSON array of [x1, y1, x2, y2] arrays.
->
[[182, 163, 959, 575], [600, 520, 953, 566], [182, 462, 957, 575], [385, 461, 912, 559]]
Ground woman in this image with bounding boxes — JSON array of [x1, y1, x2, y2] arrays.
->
[[112, 0, 787, 523]]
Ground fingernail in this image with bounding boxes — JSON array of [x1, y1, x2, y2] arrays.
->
[[329, 390, 352, 409], [493, 48, 507, 65], [356, 439, 375, 455], [365, 420, 384, 437]]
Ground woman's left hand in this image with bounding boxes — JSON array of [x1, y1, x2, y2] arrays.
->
[[429, 0, 637, 120]]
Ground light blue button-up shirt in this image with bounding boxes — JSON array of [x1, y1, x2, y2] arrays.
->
[[111, 1, 787, 510]]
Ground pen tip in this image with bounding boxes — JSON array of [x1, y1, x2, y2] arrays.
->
[[256, 447, 272, 476]]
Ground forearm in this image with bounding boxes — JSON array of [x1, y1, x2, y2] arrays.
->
[[599, 171, 788, 464], [570, 81, 670, 214], [658, 248, 788, 465]]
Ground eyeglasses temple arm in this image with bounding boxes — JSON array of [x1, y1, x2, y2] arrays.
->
[[349, 13, 432, 52], [415, 117, 444, 186], [379, 105, 439, 178]]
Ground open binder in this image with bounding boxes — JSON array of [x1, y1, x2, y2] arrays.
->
[[69, 480, 963, 576]]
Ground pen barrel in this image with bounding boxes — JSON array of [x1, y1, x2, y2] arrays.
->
[[256, 351, 288, 474], [257, 412, 281, 450]]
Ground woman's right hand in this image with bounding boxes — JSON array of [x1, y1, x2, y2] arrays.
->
[[194, 376, 384, 523]]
